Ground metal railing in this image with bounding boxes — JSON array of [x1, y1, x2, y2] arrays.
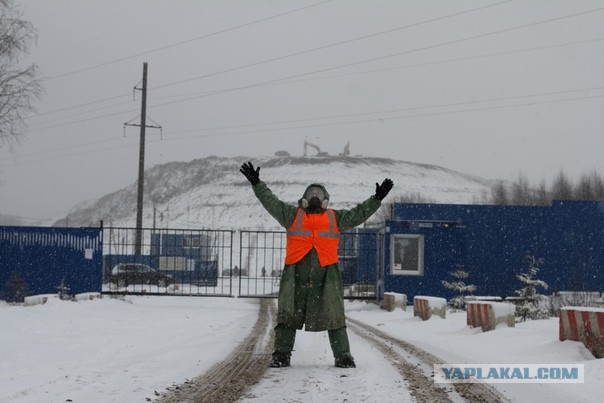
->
[[102, 227, 234, 296], [100, 227, 380, 299], [237, 229, 380, 300]]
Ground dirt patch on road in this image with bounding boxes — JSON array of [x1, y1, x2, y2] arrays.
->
[[156, 298, 276, 403]]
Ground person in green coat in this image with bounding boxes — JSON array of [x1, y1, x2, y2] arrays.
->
[[240, 161, 393, 368]]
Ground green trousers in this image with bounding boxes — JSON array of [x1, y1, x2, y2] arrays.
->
[[273, 323, 352, 359]]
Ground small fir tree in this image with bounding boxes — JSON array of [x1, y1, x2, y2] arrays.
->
[[5, 272, 29, 303], [56, 278, 71, 300], [441, 264, 476, 311], [515, 255, 549, 321]]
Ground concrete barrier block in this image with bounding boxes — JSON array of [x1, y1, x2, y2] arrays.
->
[[560, 307, 604, 358], [467, 301, 515, 332], [413, 296, 446, 320], [383, 292, 407, 312], [24, 294, 59, 306], [74, 292, 102, 301]]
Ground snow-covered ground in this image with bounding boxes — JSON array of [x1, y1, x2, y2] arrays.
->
[[1, 295, 601, 403]]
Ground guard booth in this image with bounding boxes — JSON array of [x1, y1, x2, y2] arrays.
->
[[379, 200, 604, 302], [0, 226, 103, 301]]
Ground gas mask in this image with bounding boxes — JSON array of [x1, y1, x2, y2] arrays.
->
[[302, 186, 329, 212]]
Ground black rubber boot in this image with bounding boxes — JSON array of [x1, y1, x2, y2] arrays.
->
[[269, 353, 291, 368], [334, 355, 356, 368]]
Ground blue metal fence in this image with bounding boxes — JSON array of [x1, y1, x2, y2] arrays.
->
[[0, 226, 103, 301]]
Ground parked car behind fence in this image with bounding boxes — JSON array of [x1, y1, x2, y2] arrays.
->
[[110, 263, 174, 288]]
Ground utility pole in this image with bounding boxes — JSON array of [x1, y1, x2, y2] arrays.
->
[[124, 62, 161, 255]]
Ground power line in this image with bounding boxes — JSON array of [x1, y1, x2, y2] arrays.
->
[[30, 93, 132, 118], [150, 0, 514, 91], [30, 0, 511, 121], [270, 37, 604, 87], [10, 84, 604, 163], [27, 34, 604, 132], [44, 0, 335, 80], [21, 4, 604, 133], [162, 85, 604, 135], [143, 5, 604, 112], [4, 88, 603, 168], [157, 94, 604, 142]]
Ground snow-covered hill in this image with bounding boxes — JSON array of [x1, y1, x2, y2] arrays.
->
[[56, 155, 496, 230]]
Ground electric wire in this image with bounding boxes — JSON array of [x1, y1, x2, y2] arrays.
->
[[27, 34, 604, 130], [29, 0, 512, 121], [6, 4, 604, 164], [44, 0, 336, 81], [149, 0, 513, 91], [107, 4, 604, 115], [26, 2, 603, 130], [3, 89, 603, 168]]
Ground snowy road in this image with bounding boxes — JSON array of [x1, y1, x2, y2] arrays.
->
[[157, 299, 505, 403], [2, 296, 599, 403]]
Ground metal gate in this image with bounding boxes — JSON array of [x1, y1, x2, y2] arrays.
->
[[0, 225, 379, 301], [102, 227, 234, 296], [238, 229, 380, 299]]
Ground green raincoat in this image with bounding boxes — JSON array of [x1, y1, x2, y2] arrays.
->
[[252, 181, 382, 331]]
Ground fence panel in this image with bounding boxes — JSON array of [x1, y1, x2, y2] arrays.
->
[[0, 226, 379, 300], [0, 226, 103, 301], [102, 227, 233, 296], [238, 229, 380, 299], [238, 231, 285, 297]]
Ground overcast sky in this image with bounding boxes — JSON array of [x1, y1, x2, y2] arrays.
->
[[1, 0, 604, 223]]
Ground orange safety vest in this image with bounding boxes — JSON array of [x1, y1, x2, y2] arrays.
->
[[285, 208, 340, 267]]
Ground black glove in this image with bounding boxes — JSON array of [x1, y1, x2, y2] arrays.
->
[[240, 161, 260, 185], [374, 178, 393, 201]]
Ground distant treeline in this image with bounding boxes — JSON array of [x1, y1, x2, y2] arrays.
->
[[374, 171, 604, 222], [490, 170, 604, 206]]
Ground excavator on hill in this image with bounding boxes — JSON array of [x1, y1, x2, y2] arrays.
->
[[303, 140, 328, 157]]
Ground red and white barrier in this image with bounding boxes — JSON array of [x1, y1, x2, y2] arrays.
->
[[383, 292, 407, 312], [467, 301, 515, 332], [559, 307, 604, 358], [413, 296, 446, 320]]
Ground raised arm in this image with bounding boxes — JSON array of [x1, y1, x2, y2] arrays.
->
[[336, 178, 394, 231], [240, 161, 297, 228]]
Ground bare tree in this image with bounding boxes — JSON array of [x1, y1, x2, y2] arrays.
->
[[511, 173, 532, 205], [534, 179, 550, 206], [574, 171, 604, 201], [490, 181, 509, 205], [550, 171, 573, 201], [0, 1, 41, 148]]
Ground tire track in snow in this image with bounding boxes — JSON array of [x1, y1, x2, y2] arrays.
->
[[156, 298, 276, 403], [347, 317, 509, 403]]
